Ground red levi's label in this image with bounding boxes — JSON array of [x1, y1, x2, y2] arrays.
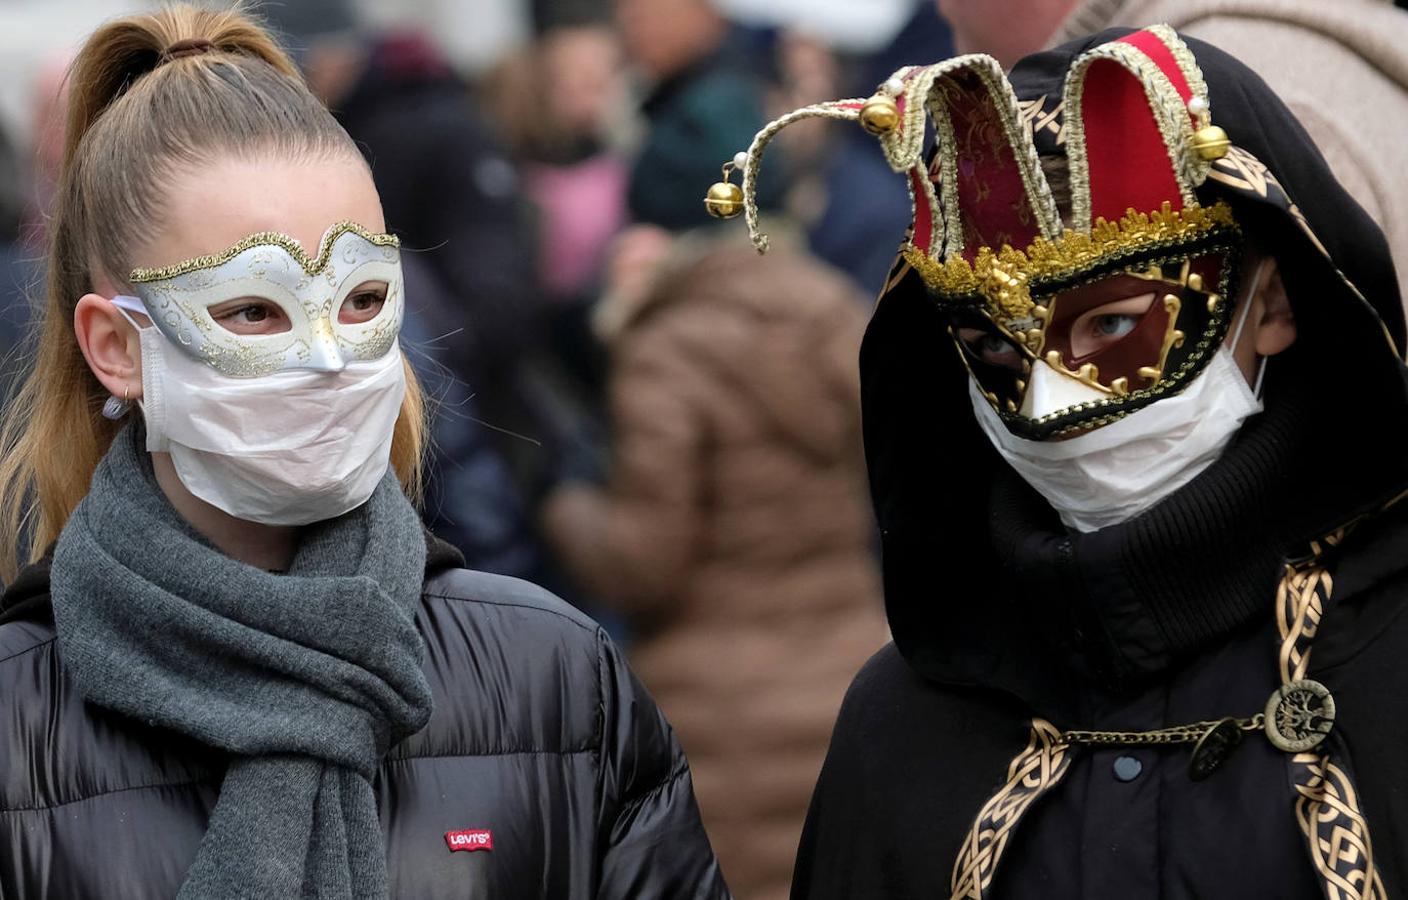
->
[[445, 829, 494, 853]]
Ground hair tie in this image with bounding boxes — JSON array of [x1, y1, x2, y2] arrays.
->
[[161, 38, 216, 65]]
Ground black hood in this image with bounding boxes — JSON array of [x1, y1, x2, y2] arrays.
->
[[862, 29, 1408, 709]]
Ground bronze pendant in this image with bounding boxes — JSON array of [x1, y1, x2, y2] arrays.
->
[[1264, 679, 1335, 753], [1188, 717, 1245, 781]]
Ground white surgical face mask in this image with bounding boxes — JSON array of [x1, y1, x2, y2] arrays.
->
[[108, 222, 409, 525], [113, 302, 407, 525], [969, 286, 1266, 533]]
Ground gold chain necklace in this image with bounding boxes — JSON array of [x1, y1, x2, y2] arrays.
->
[[1054, 674, 1335, 780], [1058, 714, 1262, 781]]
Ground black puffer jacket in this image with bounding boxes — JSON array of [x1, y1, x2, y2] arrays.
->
[[0, 538, 730, 899]]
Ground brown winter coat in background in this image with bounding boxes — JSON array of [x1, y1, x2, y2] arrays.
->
[[544, 244, 887, 900]]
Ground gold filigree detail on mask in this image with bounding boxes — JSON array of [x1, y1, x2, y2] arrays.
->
[[983, 264, 1032, 320], [129, 225, 405, 378], [335, 280, 402, 360], [129, 221, 400, 283]]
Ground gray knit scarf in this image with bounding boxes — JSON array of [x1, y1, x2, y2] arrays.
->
[[50, 424, 433, 899]]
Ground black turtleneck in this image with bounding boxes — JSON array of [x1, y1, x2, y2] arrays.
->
[[985, 346, 1394, 696], [798, 350, 1408, 898]]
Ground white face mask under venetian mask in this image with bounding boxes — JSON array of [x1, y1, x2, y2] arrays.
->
[[111, 221, 408, 525], [970, 260, 1269, 533]]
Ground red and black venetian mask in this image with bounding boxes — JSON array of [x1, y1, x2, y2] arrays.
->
[[712, 25, 1260, 440]]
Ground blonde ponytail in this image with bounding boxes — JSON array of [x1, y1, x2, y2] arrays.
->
[[58, 7, 301, 172], [0, 5, 427, 579]]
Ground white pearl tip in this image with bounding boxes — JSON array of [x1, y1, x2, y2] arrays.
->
[[884, 77, 905, 96], [733, 151, 749, 169], [1187, 96, 1208, 114]]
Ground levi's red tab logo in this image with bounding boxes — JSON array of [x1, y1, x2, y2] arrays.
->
[[445, 829, 493, 853]]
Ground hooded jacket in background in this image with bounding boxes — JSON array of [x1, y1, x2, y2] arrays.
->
[[546, 244, 887, 900], [1052, 0, 1408, 309], [793, 29, 1408, 899]]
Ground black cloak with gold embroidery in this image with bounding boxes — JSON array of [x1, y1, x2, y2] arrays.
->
[[791, 27, 1408, 900]]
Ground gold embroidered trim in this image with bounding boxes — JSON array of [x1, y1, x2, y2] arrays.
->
[[921, 202, 1237, 435], [130, 221, 400, 283], [1274, 535, 1387, 899], [737, 99, 868, 253], [879, 64, 928, 171], [944, 520, 1388, 899], [960, 60, 1061, 247], [928, 105, 962, 258], [949, 719, 1073, 900], [1276, 561, 1330, 685], [1291, 753, 1387, 900], [1018, 94, 1066, 146], [902, 200, 1236, 312], [1274, 526, 1349, 690], [918, 57, 1062, 255], [1207, 145, 1394, 357], [1208, 145, 1276, 199], [1061, 29, 1210, 232], [873, 59, 964, 172], [1148, 23, 1210, 114]]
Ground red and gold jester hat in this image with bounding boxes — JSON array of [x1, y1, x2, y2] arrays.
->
[[707, 25, 1251, 440]]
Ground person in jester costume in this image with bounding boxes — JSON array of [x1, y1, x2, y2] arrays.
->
[[708, 24, 1408, 899]]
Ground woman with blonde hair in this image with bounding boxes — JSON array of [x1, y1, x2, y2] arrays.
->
[[0, 7, 727, 898]]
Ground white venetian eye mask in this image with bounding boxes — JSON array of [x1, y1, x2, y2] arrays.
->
[[120, 221, 403, 378]]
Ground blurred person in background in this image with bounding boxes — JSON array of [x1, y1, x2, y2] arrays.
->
[[481, 6, 629, 405], [19, 51, 72, 251], [542, 227, 888, 900], [760, 30, 840, 232], [1, 51, 74, 416], [503, 16, 629, 307], [275, 2, 543, 397], [397, 254, 547, 582], [0, 121, 33, 402], [936, 0, 1408, 310], [0, 123, 24, 244], [261, 2, 558, 581], [615, 0, 783, 231], [808, 3, 954, 296]]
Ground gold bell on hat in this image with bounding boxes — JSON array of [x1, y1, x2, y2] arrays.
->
[[704, 180, 744, 219], [1192, 124, 1230, 160], [859, 93, 900, 136]]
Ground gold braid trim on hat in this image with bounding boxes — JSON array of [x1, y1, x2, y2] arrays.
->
[[1062, 23, 1213, 233], [724, 53, 1062, 259], [732, 100, 868, 254], [902, 200, 1238, 323]]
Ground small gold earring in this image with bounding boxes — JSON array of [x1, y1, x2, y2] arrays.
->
[[101, 385, 133, 420]]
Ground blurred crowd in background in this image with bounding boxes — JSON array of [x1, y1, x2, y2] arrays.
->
[[3, 0, 1408, 897]]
